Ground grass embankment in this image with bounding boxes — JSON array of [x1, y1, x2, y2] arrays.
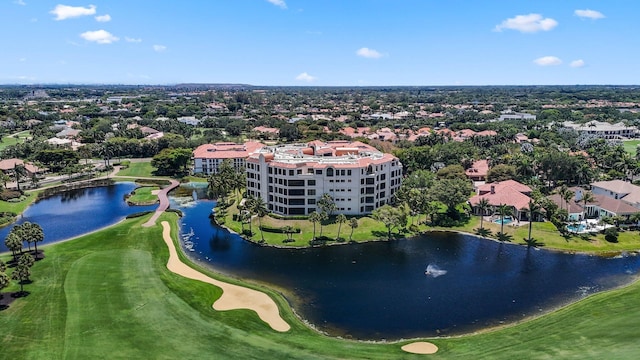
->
[[3, 213, 640, 358], [221, 198, 640, 253], [126, 186, 159, 205], [220, 198, 394, 247], [115, 161, 158, 178], [623, 139, 640, 157]]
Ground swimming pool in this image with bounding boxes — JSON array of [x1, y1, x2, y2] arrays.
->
[[567, 223, 587, 232], [494, 216, 513, 224]]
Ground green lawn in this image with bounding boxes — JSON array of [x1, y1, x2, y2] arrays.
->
[[623, 139, 640, 157], [126, 186, 159, 205], [0, 190, 41, 215], [0, 130, 30, 151], [116, 161, 158, 177], [3, 213, 640, 358], [221, 198, 640, 253]]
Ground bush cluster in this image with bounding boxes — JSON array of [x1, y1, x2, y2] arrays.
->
[[259, 225, 301, 234]]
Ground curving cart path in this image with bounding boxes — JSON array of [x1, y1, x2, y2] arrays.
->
[[131, 173, 290, 332], [141, 178, 180, 227]]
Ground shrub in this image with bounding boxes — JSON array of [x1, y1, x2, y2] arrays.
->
[[259, 225, 301, 234], [0, 189, 22, 201], [268, 213, 309, 220], [604, 227, 619, 243], [125, 210, 154, 219], [166, 208, 183, 217]]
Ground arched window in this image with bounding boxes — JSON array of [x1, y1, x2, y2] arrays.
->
[[326, 167, 334, 177]]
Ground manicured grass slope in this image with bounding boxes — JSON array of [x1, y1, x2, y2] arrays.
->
[[115, 161, 158, 177], [126, 186, 159, 204], [3, 213, 640, 359]]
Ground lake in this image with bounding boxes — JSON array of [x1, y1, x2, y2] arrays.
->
[[174, 196, 640, 340], [0, 183, 157, 253]]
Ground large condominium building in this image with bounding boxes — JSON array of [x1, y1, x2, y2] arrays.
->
[[563, 121, 637, 139], [245, 140, 403, 216], [192, 141, 264, 175]]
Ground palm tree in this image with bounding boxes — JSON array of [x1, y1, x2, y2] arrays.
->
[[581, 191, 595, 229], [244, 196, 256, 236], [4, 232, 22, 263], [23, 222, 44, 259], [251, 196, 268, 243], [0, 272, 10, 300], [309, 211, 322, 240], [560, 186, 574, 213], [336, 214, 347, 241], [477, 198, 491, 230], [496, 204, 512, 237], [13, 163, 26, 192], [524, 200, 542, 247], [348, 218, 358, 242], [0, 173, 10, 190], [11, 264, 31, 295]]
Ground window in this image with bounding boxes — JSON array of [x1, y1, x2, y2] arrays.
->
[[308, 189, 316, 196], [308, 199, 316, 205], [326, 168, 334, 177], [316, 169, 323, 175], [308, 180, 316, 186]]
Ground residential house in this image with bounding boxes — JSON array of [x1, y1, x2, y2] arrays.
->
[[465, 159, 489, 182], [469, 180, 538, 221]]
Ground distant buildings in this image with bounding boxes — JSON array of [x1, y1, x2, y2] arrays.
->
[[563, 121, 637, 139], [192, 141, 264, 175], [245, 140, 403, 216], [498, 111, 536, 121]]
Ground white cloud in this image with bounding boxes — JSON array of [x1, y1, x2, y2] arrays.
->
[[153, 45, 167, 52], [95, 14, 111, 22], [356, 47, 383, 59], [80, 30, 118, 44], [575, 9, 605, 20], [295, 72, 317, 82], [533, 56, 562, 66], [14, 0, 26, 6], [267, 0, 287, 9], [51, 4, 97, 20], [125, 37, 142, 43], [494, 13, 558, 33], [570, 59, 585, 68]]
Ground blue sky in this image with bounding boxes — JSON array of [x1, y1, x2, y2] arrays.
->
[[0, 0, 637, 86]]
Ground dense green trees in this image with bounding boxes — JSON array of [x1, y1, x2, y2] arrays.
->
[[151, 148, 192, 176], [372, 205, 407, 240], [34, 149, 79, 172]]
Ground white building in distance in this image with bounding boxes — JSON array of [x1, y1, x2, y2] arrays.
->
[[563, 121, 637, 139], [245, 140, 403, 216], [192, 141, 264, 175]]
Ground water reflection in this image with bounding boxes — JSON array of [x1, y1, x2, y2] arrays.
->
[[172, 195, 640, 340], [0, 183, 157, 252]]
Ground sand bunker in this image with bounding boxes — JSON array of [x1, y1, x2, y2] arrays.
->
[[160, 221, 290, 332], [401, 341, 439, 355]]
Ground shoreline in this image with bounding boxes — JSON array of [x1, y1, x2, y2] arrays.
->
[[214, 214, 640, 256]]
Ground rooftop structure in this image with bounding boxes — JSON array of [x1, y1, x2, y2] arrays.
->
[[192, 141, 264, 175]]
